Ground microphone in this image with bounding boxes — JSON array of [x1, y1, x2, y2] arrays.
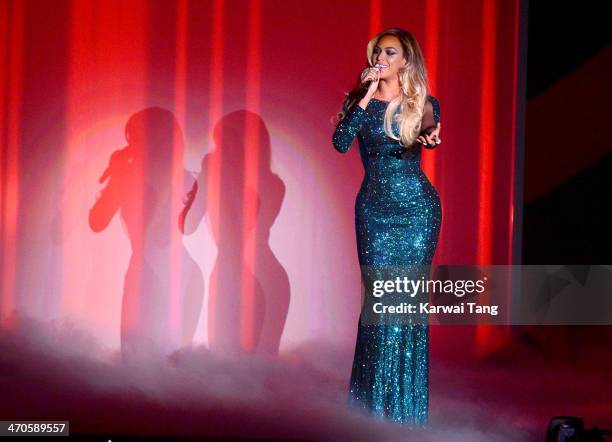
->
[[360, 80, 372, 96]]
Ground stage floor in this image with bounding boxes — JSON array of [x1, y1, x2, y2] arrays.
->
[[2, 319, 610, 441]]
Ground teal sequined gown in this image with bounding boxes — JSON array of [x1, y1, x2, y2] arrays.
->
[[332, 96, 442, 425]]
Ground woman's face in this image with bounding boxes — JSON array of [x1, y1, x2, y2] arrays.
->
[[371, 35, 406, 80]]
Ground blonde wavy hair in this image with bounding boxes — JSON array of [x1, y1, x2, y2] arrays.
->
[[338, 28, 429, 147]]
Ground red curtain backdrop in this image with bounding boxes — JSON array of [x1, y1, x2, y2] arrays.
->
[[0, 0, 521, 357]]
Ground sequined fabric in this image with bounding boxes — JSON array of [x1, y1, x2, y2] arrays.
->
[[332, 96, 442, 425]]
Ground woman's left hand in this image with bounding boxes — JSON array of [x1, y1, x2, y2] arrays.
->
[[417, 122, 442, 147]]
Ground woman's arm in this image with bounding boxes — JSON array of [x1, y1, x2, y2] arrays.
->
[[332, 68, 380, 153], [89, 174, 122, 233], [332, 105, 367, 153], [88, 149, 128, 232], [418, 95, 442, 149], [180, 154, 210, 235]]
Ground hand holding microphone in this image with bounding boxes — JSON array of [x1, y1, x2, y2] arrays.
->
[[360, 65, 382, 98], [98, 146, 133, 184]]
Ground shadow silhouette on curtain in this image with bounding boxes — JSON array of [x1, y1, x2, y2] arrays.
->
[[182, 110, 289, 357], [89, 107, 204, 362]]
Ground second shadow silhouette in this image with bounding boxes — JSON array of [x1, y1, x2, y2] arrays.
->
[[183, 110, 290, 356]]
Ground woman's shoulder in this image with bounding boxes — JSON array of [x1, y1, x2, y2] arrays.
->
[[426, 95, 440, 107]]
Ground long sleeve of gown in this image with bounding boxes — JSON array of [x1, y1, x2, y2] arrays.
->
[[332, 105, 367, 153], [421, 95, 441, 150]]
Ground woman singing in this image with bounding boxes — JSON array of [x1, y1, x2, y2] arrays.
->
[[332, 28, 442, 425]]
